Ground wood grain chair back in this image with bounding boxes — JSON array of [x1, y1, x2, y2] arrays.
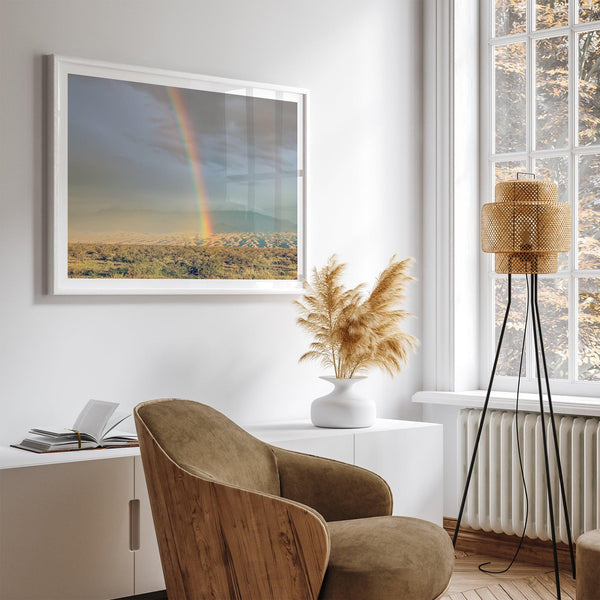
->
[[134, 398, 330, 600]]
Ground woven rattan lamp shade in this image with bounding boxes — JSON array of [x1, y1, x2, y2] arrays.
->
[[481, 179, 571, 274]]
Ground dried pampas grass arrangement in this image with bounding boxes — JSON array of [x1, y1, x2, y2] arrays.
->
[[296, 255, 417, 379]]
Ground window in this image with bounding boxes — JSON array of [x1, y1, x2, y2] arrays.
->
[[485, 0, 600, 391]]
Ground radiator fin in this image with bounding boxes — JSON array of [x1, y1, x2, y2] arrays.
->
[[458, 408, 600, 542]]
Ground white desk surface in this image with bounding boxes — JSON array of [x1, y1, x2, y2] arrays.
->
[[0, 418, 439, 470]]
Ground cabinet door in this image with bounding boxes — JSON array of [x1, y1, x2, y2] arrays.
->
[[273, 435, 354, 463], [133, 456, 165, 594], [0, 458, 134, 600], [354, 425, 444, 525]]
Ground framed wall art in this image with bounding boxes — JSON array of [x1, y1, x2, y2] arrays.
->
[[48, 55, 307, 294]]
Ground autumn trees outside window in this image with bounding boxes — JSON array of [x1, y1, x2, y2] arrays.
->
[[489, 0, 600, 386]]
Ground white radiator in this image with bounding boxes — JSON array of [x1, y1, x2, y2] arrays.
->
[[458, 408, 600, 543]]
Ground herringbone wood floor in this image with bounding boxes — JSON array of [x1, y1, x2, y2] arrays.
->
[[441, 552, 576, 599]]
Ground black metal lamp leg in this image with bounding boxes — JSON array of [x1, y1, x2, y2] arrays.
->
[[531, 275, 576, 580], [453, 274, 513, 547], [531, 274, 561, 599]]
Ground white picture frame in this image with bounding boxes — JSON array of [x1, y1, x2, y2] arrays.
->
[[48, 55, 307, 295]]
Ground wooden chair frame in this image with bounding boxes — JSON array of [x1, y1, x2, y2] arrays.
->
[[135, 409, 330, 600]]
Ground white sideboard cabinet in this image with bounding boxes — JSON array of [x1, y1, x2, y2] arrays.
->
[[247, 419, 444, 524], [0, 418, 442, 600]]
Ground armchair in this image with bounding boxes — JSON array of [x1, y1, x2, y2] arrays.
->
[[134, 398, 453, 600]]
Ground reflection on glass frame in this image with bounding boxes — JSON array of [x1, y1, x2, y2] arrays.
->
[[49, 55, 307, 294]]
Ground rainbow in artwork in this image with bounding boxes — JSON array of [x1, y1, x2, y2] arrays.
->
[[165, 86, 214, 239]]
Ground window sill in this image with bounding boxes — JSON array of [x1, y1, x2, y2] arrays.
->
[[413, 390, 600, 417]]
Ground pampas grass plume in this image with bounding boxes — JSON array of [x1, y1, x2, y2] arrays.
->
[[296, 255, 417, 378]]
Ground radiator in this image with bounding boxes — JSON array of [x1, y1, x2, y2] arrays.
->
[[458, 408, 600, 543]]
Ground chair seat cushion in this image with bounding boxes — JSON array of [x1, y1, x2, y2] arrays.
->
[[319, 516, 454, 600]]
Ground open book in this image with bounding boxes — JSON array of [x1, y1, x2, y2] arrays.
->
[[13, 400, 138, 453]]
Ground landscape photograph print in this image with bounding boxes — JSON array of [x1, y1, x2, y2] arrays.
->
[[65, 68, 303, 288]]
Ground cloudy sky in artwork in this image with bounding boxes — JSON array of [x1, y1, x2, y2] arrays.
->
[[67, 74, 299, 237]]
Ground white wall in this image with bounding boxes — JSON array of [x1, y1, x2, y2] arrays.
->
[[0, 0, 423, 445]]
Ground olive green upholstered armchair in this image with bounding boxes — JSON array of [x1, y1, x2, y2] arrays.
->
[[134, 398, 454, 600]]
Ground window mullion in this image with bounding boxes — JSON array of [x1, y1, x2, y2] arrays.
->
[[486, 8, 494, 384], [526, 0, 536, 380], [527, 0, 534, 35], [573, 20, 600, 32], [492, 145, 600, 161], [569, 6, 578, 383], [489, 24, 600, 45], [573, 144, 600, 155]]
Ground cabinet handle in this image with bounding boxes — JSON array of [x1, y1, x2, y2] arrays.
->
[[129, 499, 140, 551]]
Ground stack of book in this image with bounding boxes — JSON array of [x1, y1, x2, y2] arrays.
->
[[13, 400, 138, 453]]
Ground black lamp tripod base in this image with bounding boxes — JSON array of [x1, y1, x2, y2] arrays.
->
[[453, 274, 576, 599]]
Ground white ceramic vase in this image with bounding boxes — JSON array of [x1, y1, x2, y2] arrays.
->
[[311, 376, 375, 428]]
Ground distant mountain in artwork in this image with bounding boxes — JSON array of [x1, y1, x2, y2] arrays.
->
[[69, 231, 298, 248], [210, 211, 296, 234], [69, 209, 296, 238]]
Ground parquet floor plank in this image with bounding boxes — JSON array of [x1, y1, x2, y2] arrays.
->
[[535, 572, 575, 599], [498, 581, 531, 599], [487, 584, 513, 599], [559, 575, 577, 598], [447, 552, 573, 599], [524, 577, 560, 600], [505, 581, 544, 600], [473, 588, 498, 600], [449, 555, 554, 593]]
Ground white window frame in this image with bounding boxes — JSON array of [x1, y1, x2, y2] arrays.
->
[[421, 0, 600, 400], [423, 0, 481, 394], [480, 0, 600, 397]]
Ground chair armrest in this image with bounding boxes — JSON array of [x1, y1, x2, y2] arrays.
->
[[136, 413, 330, 600], [272, 446, 393, 522]]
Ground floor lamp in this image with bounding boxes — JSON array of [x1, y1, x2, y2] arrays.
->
[[453, 176, 575, 599]]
